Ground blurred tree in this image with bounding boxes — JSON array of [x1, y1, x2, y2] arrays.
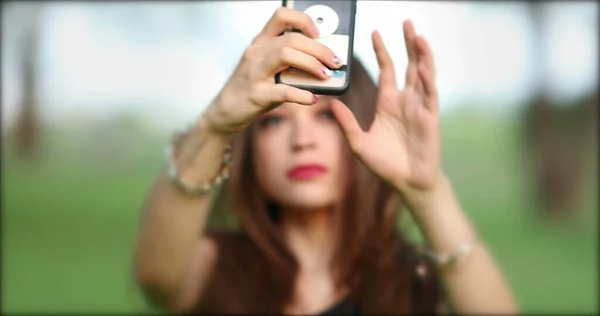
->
[[523, 92, 597, 217], [521, 2, 597, 218], [8, 2, 43, 161]]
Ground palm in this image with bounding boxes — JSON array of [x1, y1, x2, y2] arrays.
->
[[332, 21, 440, 191], [363, 85, 439, 190]]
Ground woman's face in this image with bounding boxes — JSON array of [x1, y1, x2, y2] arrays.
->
[[253, 96, 347, 211]]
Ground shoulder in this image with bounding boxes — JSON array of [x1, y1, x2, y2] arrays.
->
[[164, 231, 233, 313]]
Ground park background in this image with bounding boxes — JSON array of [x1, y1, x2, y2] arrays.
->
[[2, 1, 598, 314]]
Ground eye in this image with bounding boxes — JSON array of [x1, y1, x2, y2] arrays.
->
[[318, 109, 335, 121], [258, 115, 284, 128]]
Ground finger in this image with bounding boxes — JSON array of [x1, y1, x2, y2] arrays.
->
[[270, 84, 317, 106], [330, 99, 366, 154], [277, 32, 342, 70], [418, 62, 438, 112], [254, 7, 319, 43], [403, 20, 418, 64], [415, 36, 436, 82], [262, 46, 332, 80], [372, 30, 397, 90], [405, 66, 419, 92], [403, 20, 418, 87]]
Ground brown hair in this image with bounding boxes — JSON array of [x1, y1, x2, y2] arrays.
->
[[194, 57, 443, 314]]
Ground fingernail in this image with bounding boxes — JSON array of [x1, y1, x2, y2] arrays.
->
[[322, 66, 332, 77], [333, 55, 343, 65], [313, 95, 318, 104], [312, 26, 320, 37]]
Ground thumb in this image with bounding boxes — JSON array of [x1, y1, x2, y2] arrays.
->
[[331, 99, 366, 154]]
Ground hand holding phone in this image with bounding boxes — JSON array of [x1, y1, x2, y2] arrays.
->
[[275, 0, 357, 96]]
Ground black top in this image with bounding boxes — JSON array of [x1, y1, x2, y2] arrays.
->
[[319, 297, 361, 315]]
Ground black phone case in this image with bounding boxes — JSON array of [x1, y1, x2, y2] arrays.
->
[[274, 0, 357, 96]]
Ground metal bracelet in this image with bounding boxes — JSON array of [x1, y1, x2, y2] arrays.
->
[[418, 236, 478, 271], [164, 123, 232, 196]]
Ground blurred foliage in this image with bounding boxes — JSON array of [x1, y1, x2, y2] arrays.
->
[[2, 107, 596, 313], [520, 91, 598, 215], [2, 1, 597, 314]]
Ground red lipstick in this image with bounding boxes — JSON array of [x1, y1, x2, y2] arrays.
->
[[287, 164, 327, 180]]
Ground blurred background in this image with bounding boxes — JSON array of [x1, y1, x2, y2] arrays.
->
[[2, 1, 597, 313]]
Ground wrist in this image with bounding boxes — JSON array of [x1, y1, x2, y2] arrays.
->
[[195, 92, 241, 141], [199, 87, 251, 137], [176, 112, 233, 170], [396, 171, 451, 213], [167, 114, 233, 196], [195, 111, 234, 146], [402, 173, 479, 256]]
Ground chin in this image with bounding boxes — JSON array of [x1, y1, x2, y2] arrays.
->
[[270, 185, 340, 211]]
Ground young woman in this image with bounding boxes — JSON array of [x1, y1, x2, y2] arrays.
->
[[133, 7, 518, 315]]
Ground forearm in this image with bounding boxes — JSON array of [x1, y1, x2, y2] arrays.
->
[[134, 112, 231, 298], [399, 174, 519, 314]]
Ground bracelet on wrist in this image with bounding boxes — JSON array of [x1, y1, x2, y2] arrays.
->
[[417, 236, 479, 273], [164, 123, 232, 196]]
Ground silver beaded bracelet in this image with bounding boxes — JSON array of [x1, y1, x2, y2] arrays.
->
[[417, 236, 479, 271], [164, 123, 232, 196]]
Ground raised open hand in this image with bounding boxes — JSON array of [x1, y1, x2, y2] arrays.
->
[[331, 20, 441, 193]]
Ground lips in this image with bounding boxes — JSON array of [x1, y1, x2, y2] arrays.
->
[[287, 164, 327, 180]]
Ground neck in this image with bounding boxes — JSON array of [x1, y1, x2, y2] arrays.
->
[[280, 207, 337, 273]]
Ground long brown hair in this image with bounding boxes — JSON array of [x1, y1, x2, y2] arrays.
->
[[194, 57, 442, 315]]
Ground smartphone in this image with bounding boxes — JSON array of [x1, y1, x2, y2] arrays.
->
[[275, 0, 357, 96]]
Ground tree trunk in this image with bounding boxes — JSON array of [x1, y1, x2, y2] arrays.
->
[[13, 4, 42, 161], [521, 2, 596, 218]]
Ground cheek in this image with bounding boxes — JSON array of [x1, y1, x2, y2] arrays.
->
[[323, 126, 351, 186], [324, 126, 345, 165], [253, 133, 286, 186], [313, 125, 348, 197], [333, 142, 349, 191]]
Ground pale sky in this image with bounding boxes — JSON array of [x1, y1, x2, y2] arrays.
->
[[2, 1, 597, 131]]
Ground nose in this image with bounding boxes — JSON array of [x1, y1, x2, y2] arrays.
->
[[290, 114, 316, 152]]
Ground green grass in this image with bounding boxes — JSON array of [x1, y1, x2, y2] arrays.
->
[[2, 109, 597, 313], [2, 163, 157, 313]]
